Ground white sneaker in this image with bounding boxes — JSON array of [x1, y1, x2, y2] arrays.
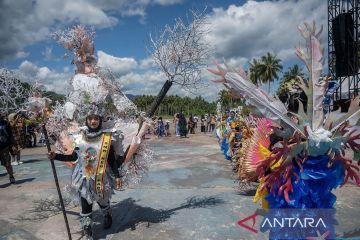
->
[[18, 161, 23, 164], [11, 162, 19, 166]]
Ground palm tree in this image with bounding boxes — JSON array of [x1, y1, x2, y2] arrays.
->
[[218, 89, 232, 110], [282, 64, 304, 82], [258, 52, 283, 93], [277, 64, 305, 95], [249, 58, 261, 86]]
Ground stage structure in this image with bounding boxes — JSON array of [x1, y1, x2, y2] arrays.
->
[[328, 0, 359, 111]]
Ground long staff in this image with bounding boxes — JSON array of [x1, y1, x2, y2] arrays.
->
[[42, 124, 72, 240]]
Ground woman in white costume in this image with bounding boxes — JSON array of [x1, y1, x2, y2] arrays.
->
[[48, 111, 123, 238]]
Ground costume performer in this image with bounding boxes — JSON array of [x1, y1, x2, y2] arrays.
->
[[8, 112, 25, 165], [220, 126, 232, 161], [48, 111, 122, 237], [44, 25, 153, 239], [0, 112, 16, 184], [0, 69, 30, 184], [209, 22, 360, 239]]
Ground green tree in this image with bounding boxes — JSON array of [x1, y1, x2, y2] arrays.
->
[[133, 94, 216, 117], [218, 89, 232, 110], [249, 58, 261, 86], [42, 91, 65, 105], [283, 64, 304, 82], [258, 52, 283, 93], [277, 64, 305, 95]]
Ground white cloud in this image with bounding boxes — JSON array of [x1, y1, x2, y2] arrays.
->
[[0, 0, 183, 60], [225, 56, 249, 70], [63, 66, 70, 73], [193, 68, 225, 101], [15, 51, 30, 59], [167, 83, 222, 101], [153, 0, 183, 6], [97, 50, 138, 75], [277, 48, 297, 62], [118, 70, 165, 94], [116, 67, 222, 101], [18, 60, 39, 77], [16, 59, 220, 101], [206, 0, 327, 63], [17, 60, 71, 93], [42, 47, 53, 61], [139, 57, 156, 69], [0, 0, 118, 60]]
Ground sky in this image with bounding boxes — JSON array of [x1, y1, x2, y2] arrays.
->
[[0, 0, 327, 101]]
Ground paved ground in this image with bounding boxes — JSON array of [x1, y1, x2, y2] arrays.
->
[[1, 127, 360, 240]]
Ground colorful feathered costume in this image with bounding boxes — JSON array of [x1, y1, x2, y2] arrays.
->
[[239, 118, 273, 182], [209, 21, 360, 211]]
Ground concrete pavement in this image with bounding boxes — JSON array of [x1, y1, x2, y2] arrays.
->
[[1, 130, 360, 240]]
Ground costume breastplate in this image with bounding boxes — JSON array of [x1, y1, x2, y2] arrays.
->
[[73, 132, 111, 181]]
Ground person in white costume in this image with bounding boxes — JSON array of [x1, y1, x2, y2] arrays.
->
[[48, 26, 153, 239], [48, 111, 123, 238]]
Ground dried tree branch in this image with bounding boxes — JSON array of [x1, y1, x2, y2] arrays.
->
[[150, 8, 211, 90]]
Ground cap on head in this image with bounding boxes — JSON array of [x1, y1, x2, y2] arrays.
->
[[87, 110, 100, 118], [86, 104, 101, 118]]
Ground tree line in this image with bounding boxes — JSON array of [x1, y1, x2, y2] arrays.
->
[[133, 95, 217, 117]]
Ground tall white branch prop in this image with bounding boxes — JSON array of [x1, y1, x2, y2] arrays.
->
[[295, 22, 325, 130], [146, 9, 211, 117], [0, 68, 29, 113], [150, 9, 210, 88]]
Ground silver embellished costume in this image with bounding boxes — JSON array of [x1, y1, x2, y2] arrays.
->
[[68, 127, 124, 205]]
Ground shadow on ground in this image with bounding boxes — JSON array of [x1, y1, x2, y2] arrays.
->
[[0, 172, 8, 177], [236, 188, 257, 196], [23, 159, 44, 164], [96, 195, 226, 239], [12, 196, 77, 222], [0, 177, 35, 188]]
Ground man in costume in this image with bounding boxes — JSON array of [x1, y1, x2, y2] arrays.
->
[[45, 25, 153, 239], [226, 111, 235, 127], [0, 112, 16, 184], [8, 112, 25, 165], [48, 111, 122, 238]]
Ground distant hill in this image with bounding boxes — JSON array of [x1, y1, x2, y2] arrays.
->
[[125, 94, 136, 100]]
